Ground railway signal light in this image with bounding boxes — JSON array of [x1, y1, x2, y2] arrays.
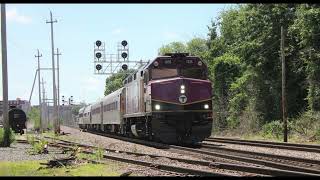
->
[[122, 64, 128, 70], [62, 95, 65, 106], [96, 40, 102, 47], [121, 40, 128, 47], [96, 64, 102, 71], [121, 52, 128, 59], [96, 52, 102, 59]]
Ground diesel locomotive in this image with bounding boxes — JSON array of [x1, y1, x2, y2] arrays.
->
[[78, 53, 213, 145]]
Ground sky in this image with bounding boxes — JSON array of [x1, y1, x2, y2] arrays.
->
[[0, 3, 232, 105]]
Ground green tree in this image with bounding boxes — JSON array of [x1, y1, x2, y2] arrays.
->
[[104, 69, 135, 96], [158, 42, 187, 55], [289, 4, 320, 111], [27, 107, 40, 130]]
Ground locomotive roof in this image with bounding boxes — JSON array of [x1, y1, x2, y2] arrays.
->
[[123, 54, 204, 83]]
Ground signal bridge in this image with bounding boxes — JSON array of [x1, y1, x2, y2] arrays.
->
[[93, 40, 149, 75]]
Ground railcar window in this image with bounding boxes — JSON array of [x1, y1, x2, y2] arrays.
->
[[128, 76, 132, 83], [134, 73, 136, 80], [103, 101, 117, 112], [140, 71, 143, 77]]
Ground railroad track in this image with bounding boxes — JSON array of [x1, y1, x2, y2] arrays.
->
[[41, 136, 320, 176], [173, 144, 320, 175], [19, 137, 235, 176], [38, 127, 320, 176], [205, 137, 320, 153], [82, 129, 320, 175]]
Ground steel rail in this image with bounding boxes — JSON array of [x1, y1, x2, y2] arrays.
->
[[170, 145, 320, 175], [205, 137, 320, 153], [201, 143, 320, 165]]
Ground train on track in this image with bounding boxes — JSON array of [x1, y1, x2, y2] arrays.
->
[[3, 106, 27, 135], [78, 53, 213, 145]]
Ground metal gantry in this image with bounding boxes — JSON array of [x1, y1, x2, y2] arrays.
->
[[93, 40, 148, 75]]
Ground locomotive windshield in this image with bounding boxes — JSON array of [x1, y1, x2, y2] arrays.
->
[[151, 67, 207, 80], [151, 69, 178, 79]]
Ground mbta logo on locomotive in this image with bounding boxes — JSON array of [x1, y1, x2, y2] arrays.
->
[[178, 95, 187, 104]]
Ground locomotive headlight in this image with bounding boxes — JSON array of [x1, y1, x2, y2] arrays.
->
[[153, 61, 159, 67], [198, 61, 203, 66], [204, 104, 209, 109], [180, 85, 185, 94], [155, 104, 161, 110]]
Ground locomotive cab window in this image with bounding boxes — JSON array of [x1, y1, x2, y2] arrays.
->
[[150, 58, 207, 80]]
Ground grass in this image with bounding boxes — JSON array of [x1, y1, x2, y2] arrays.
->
[[0, 160, 126, 176]]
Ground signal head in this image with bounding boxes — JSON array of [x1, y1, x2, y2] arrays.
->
[[96, 64, 102, 71], [121, 40, 128, 47], [121, 52, 128, 59], [122, 64, 128, 70], [95, 52, 102, 59], [96, 40, 102, 47]]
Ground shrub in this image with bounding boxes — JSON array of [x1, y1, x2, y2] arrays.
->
[[292, 111, 320, 137], [31, 138, 48, 154], [261, 120, 293, 140], [94, 145, 104, 161], [0, 128, 16, 147], [27, 135, 36, 145]]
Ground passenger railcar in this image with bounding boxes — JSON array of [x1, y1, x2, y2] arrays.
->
[[79, 53, 213, 145]]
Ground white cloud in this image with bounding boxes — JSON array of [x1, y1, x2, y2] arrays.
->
[[111, 28, 123, 35], [82, 76, 101, 92], [6, 8, 32, 24]]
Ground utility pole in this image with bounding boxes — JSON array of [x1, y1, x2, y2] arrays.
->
[[35, 49, 42, 132], [281, 26, 288, 142], [46, 11, 59, 134], [54, 48, 61, 129], [41, 78, 46, 130], [1, 4, 10, 146]]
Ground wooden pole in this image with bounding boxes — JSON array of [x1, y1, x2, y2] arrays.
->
[[281, 26, 288, 142]]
